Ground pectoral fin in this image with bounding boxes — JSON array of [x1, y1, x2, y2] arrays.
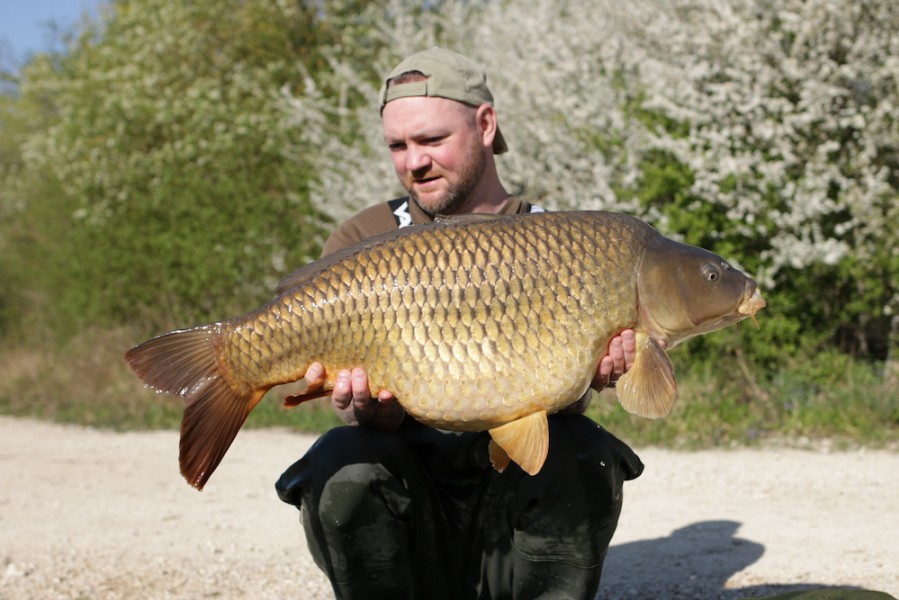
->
[[616, 333, 677, 418], [487, 410, 549, 476]]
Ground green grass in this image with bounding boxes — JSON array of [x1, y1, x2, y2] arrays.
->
[[589, 354, 899, 449], [1, 326, 896, 449]]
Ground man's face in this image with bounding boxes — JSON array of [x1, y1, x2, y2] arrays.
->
[[382, 96, 489, 216]]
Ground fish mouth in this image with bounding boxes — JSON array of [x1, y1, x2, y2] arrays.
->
[[737, 288, 766, 327]]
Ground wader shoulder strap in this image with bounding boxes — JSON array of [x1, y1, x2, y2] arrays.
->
[[387, 197, 414, 228]]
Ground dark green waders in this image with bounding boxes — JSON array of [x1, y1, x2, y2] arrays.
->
[[276, 415, 643, 600]]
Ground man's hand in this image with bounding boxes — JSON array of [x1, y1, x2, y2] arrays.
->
[[304, 362, 406, 430], [559, 329, 637, 415], [591, 329, 637, 390]]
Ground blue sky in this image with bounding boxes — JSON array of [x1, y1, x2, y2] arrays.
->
[[0, 0, 102, 64]]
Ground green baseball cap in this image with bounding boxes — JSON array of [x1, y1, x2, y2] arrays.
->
[[379, 47, 509, 154]]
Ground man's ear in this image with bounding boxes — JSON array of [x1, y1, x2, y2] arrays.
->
[[476, 104, 498, 150]]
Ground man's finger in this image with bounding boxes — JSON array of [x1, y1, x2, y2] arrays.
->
[[620, 329, 637, 368], [377, 389, 396, 403], [608, 336, 625, 376], [332, 369, 352, 409], [305, 362, 326, 386], [593, 355, 614, 389], [350, 367, 373, 409]]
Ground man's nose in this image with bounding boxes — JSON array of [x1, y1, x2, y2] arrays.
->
[[405, 145, 431, 172]]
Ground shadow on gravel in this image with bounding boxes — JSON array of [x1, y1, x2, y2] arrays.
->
[[598, 520, 893, 600]]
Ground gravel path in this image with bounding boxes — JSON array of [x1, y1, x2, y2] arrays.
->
[[1, 416, 896, 599]]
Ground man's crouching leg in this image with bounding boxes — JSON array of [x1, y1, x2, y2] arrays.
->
[[276, 425, 452, 600], [480, 414, 644, 600]]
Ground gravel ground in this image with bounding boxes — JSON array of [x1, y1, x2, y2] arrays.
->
[[1, 416, 897, 599]]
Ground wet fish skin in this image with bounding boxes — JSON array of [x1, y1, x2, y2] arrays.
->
[[125, 210, 765, 489]]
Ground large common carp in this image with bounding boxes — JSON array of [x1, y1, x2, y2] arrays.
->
[[126, 211, 765, 489]]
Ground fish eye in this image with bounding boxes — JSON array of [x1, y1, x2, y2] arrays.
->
[[702, 263, 721, 281]]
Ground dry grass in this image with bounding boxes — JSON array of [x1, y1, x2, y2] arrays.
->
[[0, 327, 180, 429], [0, 325, 341, 432]]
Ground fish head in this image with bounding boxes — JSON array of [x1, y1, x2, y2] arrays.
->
[[637, 237, 766, 349]]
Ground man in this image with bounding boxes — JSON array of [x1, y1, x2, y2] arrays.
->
[[276, 48, 643, 599]]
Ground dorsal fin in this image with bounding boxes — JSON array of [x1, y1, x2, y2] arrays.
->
[[274, 225, 428, 296], [275, 214, 516, 296], [487, 410, 549, 476], [433, 213, 508, 225]]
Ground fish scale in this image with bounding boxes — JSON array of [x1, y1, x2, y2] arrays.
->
[[125, 210, 765, 489]]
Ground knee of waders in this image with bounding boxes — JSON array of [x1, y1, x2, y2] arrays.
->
[[506, 416, 643, 567], [544, 415, 644, 485], [317, 462, 414, 537], [302, 461, 420, 597], [276, 427, 414, 521]]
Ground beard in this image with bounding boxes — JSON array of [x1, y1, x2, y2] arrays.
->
[[406, 145, 487, 217]]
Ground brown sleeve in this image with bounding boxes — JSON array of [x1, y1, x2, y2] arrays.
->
[[321, 202, 406, 257]]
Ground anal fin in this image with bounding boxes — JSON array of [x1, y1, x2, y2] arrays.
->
[[616, 332, 677, 418], [488, 410, 549, 476]]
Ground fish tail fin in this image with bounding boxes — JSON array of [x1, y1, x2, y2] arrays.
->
[[179, 379, 265, 490], [125, 325, 259, 490]]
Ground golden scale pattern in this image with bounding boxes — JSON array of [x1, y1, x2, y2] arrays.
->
[[222, 212, 652, 429]]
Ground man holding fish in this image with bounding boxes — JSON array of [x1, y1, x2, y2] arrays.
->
[[125, 42, 767, 596], [126, 46, 765, 597], [276, 48, 645, 599]]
